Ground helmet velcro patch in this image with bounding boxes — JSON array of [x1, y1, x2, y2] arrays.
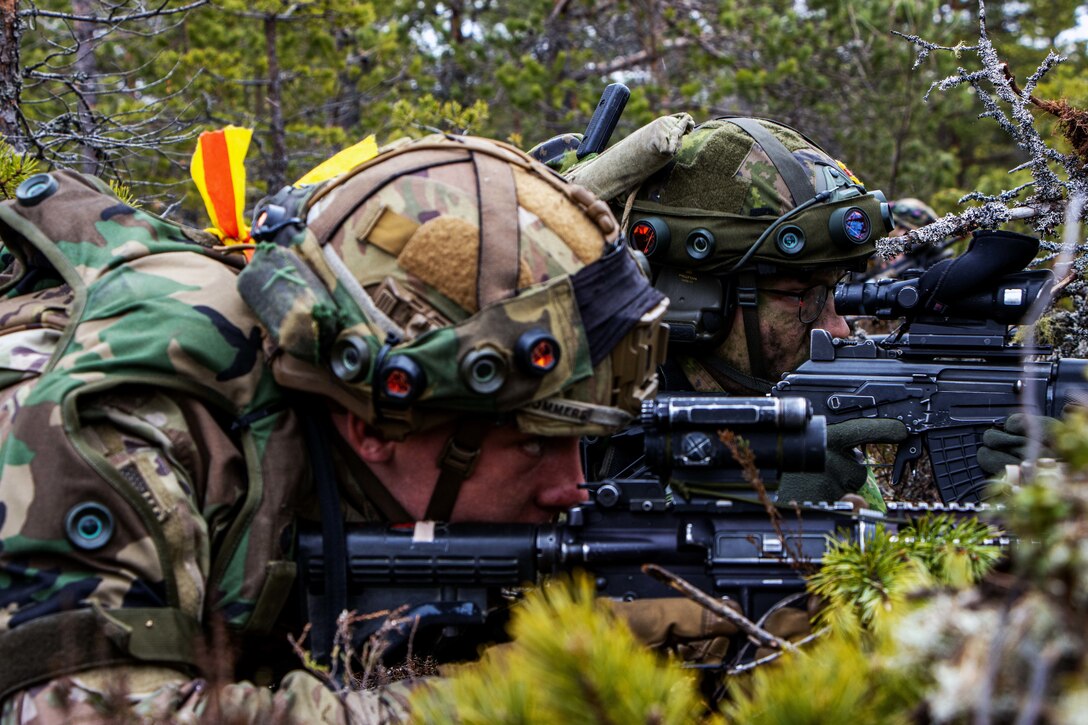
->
[[398, 216, 481, 313], [366, 207, 420, 256], [512, 168, 605, 265]]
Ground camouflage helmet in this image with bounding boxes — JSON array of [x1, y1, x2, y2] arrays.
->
[[890, 197, 938, 233], [623, 118, 893, 275], [239, 134, 667, 442]]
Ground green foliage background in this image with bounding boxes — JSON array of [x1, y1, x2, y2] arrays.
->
[[7, 0, 1088, 224]]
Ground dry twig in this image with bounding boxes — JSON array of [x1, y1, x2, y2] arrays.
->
[[642, 563, 792, 652]]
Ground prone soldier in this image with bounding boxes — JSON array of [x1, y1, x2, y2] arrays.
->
[[0, 135, 695, 722], [553, 114, 911, 508]]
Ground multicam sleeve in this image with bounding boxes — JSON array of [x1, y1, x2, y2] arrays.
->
[[2, 667, 411, 724]]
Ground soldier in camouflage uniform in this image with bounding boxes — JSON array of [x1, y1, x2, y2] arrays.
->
[[0, 135, 670, 722], [554, 116, 910, 508]]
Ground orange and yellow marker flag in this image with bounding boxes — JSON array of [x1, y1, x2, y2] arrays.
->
[[190, 126, 253, 246]]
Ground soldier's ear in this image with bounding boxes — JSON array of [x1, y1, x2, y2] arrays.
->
[[332, 410, 394, 463]]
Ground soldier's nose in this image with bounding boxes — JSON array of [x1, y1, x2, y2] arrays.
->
[[820, 303, 851, 339], [536, 438, 588, 509]]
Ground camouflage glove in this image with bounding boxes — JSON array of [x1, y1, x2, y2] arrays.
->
[[977, 413, 1060, 476], [778, 418, 909, 508], [607, 597, 740, 664]]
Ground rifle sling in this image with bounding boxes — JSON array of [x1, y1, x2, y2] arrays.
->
[[0, 606, 202, 702], [695, 355, 774, 395], [297, 403, 347, 679]]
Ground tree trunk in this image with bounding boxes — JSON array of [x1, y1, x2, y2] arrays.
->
[[264, 13, 287, 192], [329, 27, 360, 131], [0, 0, 22, 149], [71, 0, 99, 174]]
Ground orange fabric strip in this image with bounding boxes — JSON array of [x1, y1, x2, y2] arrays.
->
[[200, 130, 239, 239]]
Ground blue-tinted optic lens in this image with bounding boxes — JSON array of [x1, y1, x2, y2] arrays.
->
[[844, 209, 870, 242]]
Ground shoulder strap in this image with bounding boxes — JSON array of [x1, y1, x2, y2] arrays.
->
[[735, 270, 767, 379]]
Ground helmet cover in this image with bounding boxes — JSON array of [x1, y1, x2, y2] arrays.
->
[[239, 135, 668, 439], [621, 118, 892, 274]]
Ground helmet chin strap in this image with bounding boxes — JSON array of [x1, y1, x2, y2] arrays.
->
[[736, 270, 767, 377], [422, 421, 488, 521]]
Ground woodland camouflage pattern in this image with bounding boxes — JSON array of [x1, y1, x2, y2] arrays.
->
[[568, 117, 883, 274], [0, 135, 661, 722], [0, 170, 326, 720], [656, 119, 839, 216], [0, 170, 303, 633]]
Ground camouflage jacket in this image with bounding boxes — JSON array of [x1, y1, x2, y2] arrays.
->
[[0, 171, 344, 713]]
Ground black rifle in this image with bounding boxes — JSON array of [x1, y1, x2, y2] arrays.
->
[[773, 230, 1088, 503], [295, 396, 904, 665]]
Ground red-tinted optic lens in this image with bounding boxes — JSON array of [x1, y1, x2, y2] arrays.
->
[[530, 340, 556, 370], [385, 369, 412, 396], [631, 222, 657, 255]]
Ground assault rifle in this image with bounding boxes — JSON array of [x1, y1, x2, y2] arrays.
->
[[296, 396, 894, 666], [773, 229, 1088, 503]]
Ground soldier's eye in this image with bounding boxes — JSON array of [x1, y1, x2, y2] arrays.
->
[[520, 438, 544, 458]]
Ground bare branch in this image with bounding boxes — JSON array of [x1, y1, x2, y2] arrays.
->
[[888, 0, 1088, 280], [642, 563, 793, 652], [19, 0, 208, 23]]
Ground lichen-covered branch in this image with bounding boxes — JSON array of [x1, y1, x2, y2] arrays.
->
[[879, 0, 1088, 299]]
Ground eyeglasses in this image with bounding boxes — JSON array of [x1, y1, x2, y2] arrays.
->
[[756, 283, 833, 324]]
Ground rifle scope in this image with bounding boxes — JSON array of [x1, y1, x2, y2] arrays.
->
[[835, 269, 1054, 323], [641, 396, 826, 488]]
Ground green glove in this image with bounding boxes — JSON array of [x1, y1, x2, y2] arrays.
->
[[778, 418, 909, 507], [977, 413, 1060, 476]]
